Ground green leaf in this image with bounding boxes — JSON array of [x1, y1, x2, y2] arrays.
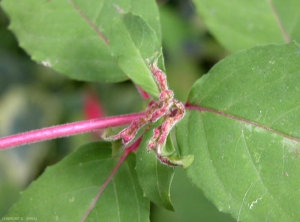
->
[[151, 168, 235, 222], [5, 142, 149, 221], [136, 130, 175, 211], [193, 0, 300, 51], [177, 42, 300, 221], [1, 0, 161, 83], [110, 13, 160, 97]]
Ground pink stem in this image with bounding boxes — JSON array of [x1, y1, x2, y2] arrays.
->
[[0, 112, 144, 150], [81, 137, 142, 222], [135, 84, 151, 99]]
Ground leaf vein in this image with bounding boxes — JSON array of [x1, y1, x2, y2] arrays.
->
[[92, 1, 105, 23], [187, 105, 300, 144], [68, 0, 109, 45], [193, 70, 235, 104], [223, 73, 288, 111], [269, 103, 300, 127], [191, 112, 234, 207], [112, 178, 122, 222], [266, 0, 290, 43], [242, 125, 291, 219], [125, 161, 142, 222], [155, 157, 164, 203]]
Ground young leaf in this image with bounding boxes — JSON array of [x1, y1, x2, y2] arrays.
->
[[110, 13, 161, 97], [5, 142, 149, 221], [193, 0, 300, 51], [1, 0, 161, 83], [177, 42, 300, 221], [136, 129, 175, 211]]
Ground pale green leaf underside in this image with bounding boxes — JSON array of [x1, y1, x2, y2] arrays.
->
[[1, 0, 161, 84], [177, 42, 300, 221], [136, 129, 174, 211], [5, 142, 149, 222], [193, 0, 300, 51], [110, 13, 160, 97]]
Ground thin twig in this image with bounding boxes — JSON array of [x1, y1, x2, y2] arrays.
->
[[135, 84, 151, 100]]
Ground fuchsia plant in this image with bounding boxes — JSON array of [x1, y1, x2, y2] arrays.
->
[[0, 57, 192, 165], [0, 56, 192, 221], [2, 0, 300, 221], [103, 57, 193, 167]]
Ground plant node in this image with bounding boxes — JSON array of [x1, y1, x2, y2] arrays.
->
[[103, 54, 194, 168]]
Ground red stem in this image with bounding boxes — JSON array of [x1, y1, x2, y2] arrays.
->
[[135, 84, 151, 99], [0, 112, 144, 150]]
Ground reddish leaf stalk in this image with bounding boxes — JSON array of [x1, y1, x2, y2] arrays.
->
[[81, 137, 142, 222], [135, 84, 151, 99], [0, 113, 144, 150]]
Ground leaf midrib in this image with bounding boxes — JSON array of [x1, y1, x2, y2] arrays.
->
[[68, 0, 109, 45], [241, 128, 290, 219], [187, 110, 293, 220], [266, 0, 290, 43], [187, 105, 300, 143]]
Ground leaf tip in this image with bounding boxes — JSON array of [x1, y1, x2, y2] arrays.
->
[[157, 154, 194, 169]]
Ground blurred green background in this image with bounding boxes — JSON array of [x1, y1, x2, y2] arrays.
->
[[0, 0, 233, 221]]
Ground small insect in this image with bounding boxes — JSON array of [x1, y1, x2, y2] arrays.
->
[[103, 55, 193, 168]]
